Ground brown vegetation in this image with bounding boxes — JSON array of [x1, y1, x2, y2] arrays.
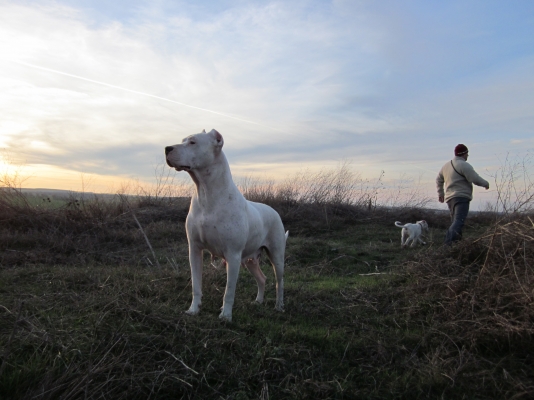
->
[[398, 216, 534, 398], [1, 162, 533, 399]]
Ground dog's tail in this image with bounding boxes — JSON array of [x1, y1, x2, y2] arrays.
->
[[285, 231, 289, 241], [394, 221, 406, 228]]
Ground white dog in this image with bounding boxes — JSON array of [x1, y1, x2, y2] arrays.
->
[[394, 220, 428, 247], [165, 129, 288, 322]]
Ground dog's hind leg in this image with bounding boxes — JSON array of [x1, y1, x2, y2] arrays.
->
[[244, 256, 266, 304], [265, 248, 285, 312], [219, 252, 241, 322], [401, 230, 407, 247]]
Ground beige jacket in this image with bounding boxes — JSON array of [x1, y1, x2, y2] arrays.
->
[[436, 156, 489, 202]]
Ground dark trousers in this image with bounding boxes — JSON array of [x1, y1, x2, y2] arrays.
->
[[445, 197, 470, 245]]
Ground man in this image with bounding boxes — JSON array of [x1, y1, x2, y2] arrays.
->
[[436, 144, 490, 245]]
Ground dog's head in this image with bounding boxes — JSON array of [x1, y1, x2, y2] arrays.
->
[[417, 220, 429, 231], [165, 129, 224, 171]]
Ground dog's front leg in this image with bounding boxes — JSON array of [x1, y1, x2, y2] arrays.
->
[[219, 253, 241, 322], [186, 244, 203, 316]]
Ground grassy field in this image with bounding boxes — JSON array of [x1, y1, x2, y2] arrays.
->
[[0, 191, 533, 399]]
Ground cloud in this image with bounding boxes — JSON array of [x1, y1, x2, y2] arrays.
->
[[0, 0, 533, 192], [0, 2, 381, 169]]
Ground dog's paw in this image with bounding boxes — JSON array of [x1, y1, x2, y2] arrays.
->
[[185, 306, 200, 316], [275, 303, 285, 312], [218, 311, 232, 322]]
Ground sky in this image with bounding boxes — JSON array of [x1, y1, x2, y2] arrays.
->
[[0, 0, 533, 209]]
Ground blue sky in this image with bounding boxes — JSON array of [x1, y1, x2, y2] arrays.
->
[[0, 0, 533, 207]]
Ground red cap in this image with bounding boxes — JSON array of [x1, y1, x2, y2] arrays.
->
[[454, 144, 468, 156]]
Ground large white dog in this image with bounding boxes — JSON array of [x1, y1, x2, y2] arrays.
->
[[165, 129, 287, 322], [394, 220, 428, 247]]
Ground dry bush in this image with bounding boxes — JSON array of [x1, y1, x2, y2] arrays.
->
[[236, 162, 434, 232], [405, 153, 534, 346], [132, 163, 194, 207], [0, 171, 189, 268], [1, 158, 434, 253], [398, 216, 534, 398], [237, 161, 375, 209], [237, 175, 278, 205], [0, 161, 33, 215], [406, 218, 534, 343], [378, 172, 433, 210], [485, 151, 534, 215]]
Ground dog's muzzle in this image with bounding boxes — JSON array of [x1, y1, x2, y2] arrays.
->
[[165, 146, 191, 171], [165, 146, 174, 168]]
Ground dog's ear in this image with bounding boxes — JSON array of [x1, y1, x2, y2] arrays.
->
[[210, 129, 224, 149]]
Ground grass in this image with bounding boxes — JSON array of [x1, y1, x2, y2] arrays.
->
[[0, 187, 532, 399]]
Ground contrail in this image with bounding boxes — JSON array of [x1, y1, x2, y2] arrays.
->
[[400, 161, 437, 174], [3, 58, 276, 129]]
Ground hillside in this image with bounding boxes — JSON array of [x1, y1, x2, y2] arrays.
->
[[0, 192, 532, 399]]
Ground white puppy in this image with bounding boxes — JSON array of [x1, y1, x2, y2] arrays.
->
[[165, 129, 288, 322], [394, 220, 428, 247]]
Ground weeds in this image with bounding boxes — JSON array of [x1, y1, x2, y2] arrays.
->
[[485, 151, 534, 215], [1, 162, 533, 398], [399, 215, 534, 398]]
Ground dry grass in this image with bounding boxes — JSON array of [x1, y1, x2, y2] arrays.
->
[[1, 164, 533, 399], [405, 217, 534, 342], [398, 215, 534, 398]]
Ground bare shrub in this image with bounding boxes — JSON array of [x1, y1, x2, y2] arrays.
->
[[281, 161, 378, 207], [133, 163, 194, 207], [236, 162, 432, 212], [402, 155, 534, 342], [405, 218, 534, 343], [485, 151, 534, 215], [0, 158, 32, 213], [234, 162, 391, 230], [0, 164, 190, 268], [396, 214, 534, 398], [236, 161, 376, 208], [237, 175, 277, 204], [378, 172, 433, 210]]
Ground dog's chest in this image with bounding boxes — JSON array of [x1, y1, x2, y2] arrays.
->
[[187, 208, 245, 247]]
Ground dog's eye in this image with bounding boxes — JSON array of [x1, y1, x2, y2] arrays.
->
[[190, 141, 196, 145]]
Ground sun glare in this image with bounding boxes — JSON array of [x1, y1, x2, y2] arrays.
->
[[0, 154, 9, 174], [29, 140, 60, 153]]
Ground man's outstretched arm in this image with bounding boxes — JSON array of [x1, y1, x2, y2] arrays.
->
[[436, 170, 445, 203]]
